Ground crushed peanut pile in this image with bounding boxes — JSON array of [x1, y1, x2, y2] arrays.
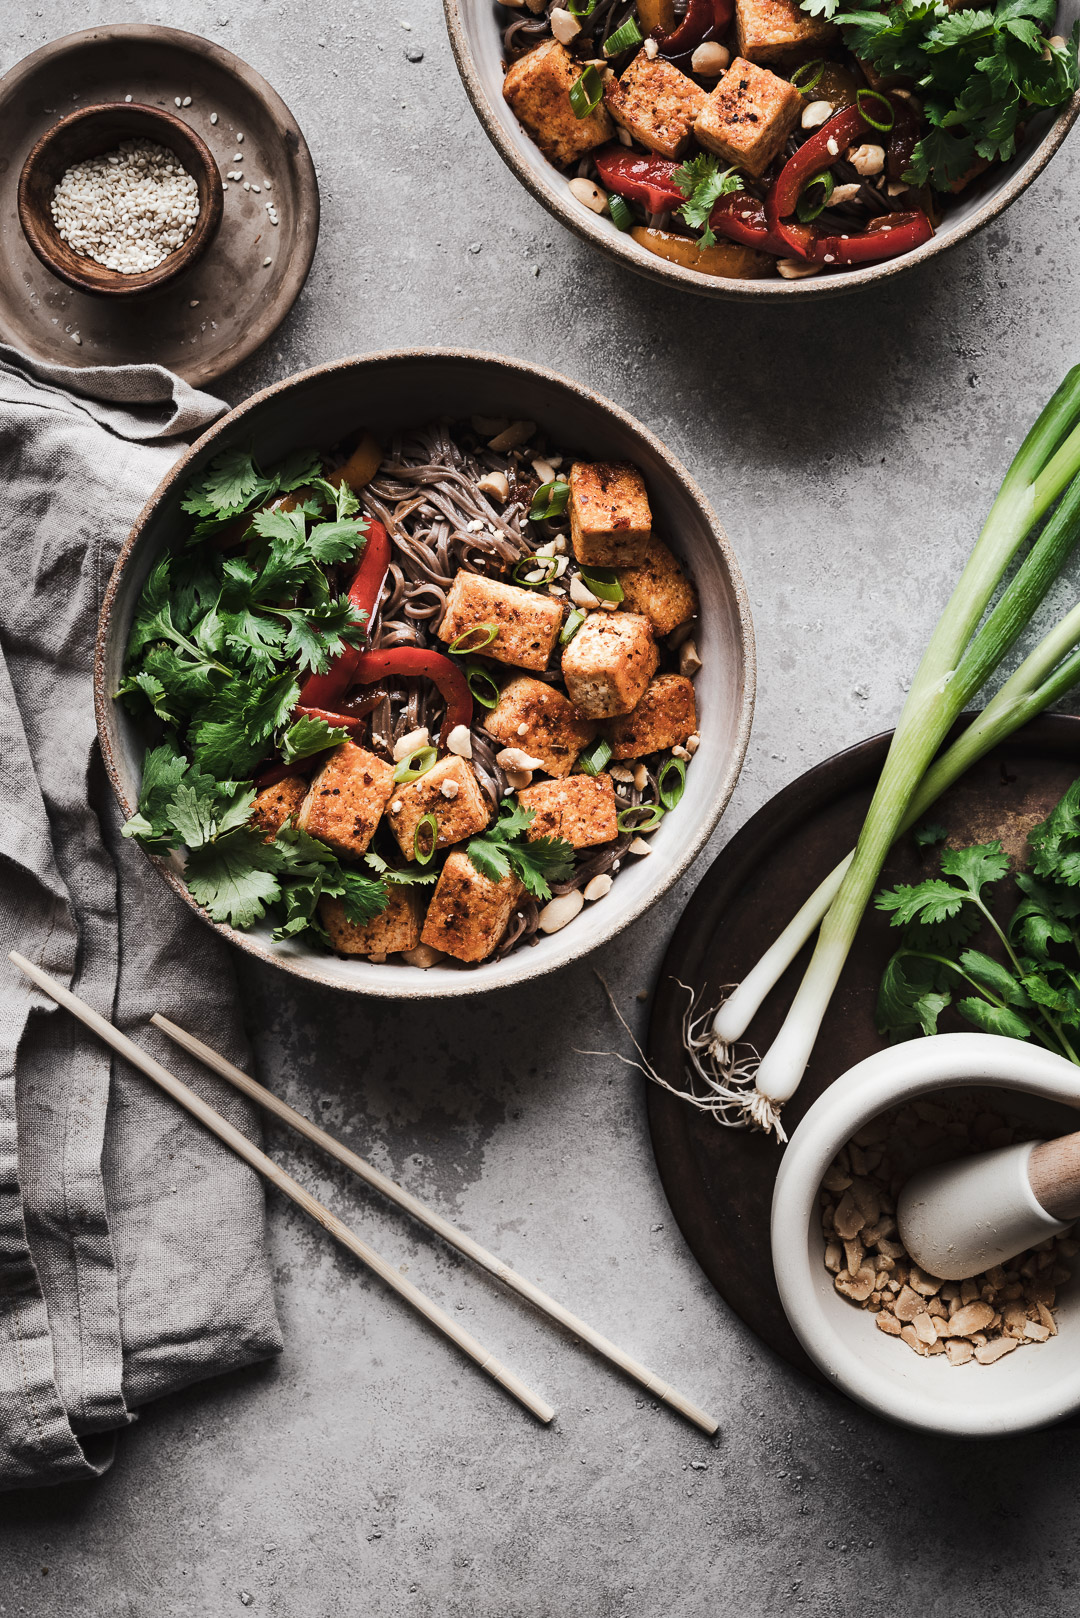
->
[[820, 1097, 1076, 1366]]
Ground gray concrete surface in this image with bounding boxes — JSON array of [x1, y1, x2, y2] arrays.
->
[[4, 1, 1080, 1612]]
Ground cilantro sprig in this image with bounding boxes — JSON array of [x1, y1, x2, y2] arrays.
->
[[671, 154, 743, 247], [465, 801, 575, 901], [874, 791, 1080, 1063], [798, 0, 1079, 190]]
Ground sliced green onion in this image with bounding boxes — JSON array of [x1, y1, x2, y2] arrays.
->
[[512, 552, 560, 588], [570, 64, 604, 118], [394, 745, 437, 783], [604, 14, 643, 54], [448, 622, 498, 655], [657, 756, 686, 810], [464, 661, 500, 709], [856, 88, 895, 131], [578, 737, 613, 777], [607, 192, 634, 232], [617, 802, 665, 834], [796, 170, 834, 223], [579, 566, 624, 603], [568, 0, 597, 13], [791, 59, 824, 92], [528, 479, 570, 521], [414, 811, 438, 866], [559, 608, 586, 645]]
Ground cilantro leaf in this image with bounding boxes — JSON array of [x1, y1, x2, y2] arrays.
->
[[957, 947, 1028, 1005], [671, 154, 743, 247], [338, 870, 392, 927], [465, 801, 575, 901], [167, 774, 256, 850], [364, 851, 439, 886], [939, 839, 1011, 895], [122, 742, 190, 849], [184, 829, 282, 928], [876, 949, 954, 1041], [280, 714, 350, 764], [913, 820, 948, 848], [955, 997, 1034, 1040], [875, 876, 972, 927]]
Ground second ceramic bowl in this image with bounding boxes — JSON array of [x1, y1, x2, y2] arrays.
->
[[95, 348, 755, 999]]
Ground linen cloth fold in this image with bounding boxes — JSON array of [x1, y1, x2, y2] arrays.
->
[[0, 345, 282, 1491]]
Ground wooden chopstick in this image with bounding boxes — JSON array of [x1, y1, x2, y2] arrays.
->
[[8, 953, 554, 1426], [153, 1012, 720, 1437]]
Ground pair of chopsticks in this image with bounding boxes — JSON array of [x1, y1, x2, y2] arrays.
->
[[10, 952, 718, 1436]]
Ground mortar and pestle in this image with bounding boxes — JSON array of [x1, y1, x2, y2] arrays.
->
[[771, 1033, 1080, 1436]]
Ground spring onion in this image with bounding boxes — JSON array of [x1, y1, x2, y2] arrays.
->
[[579, 566, 624, 603], [529, 480, 570, 521], [448, 622, 498, 655], [708, 368, 1080, 1137], [618, 803, 664, 833], [512, 553, 560, 587], [560, 608, 586, 645], [414, 811, 438, 865], [658, 756, 686, 810], [608, 193, 634, 232], [796, 171, 834, 223], [394, 746, 437, 784], [579, 737, 613, 776], [568, 0, 597, 15], [791, 59, 825, 92], [464, 661, 500, 709], [604, 14, 644, 54], [856, 88, 895, 131], [570, 64, 605, 118]]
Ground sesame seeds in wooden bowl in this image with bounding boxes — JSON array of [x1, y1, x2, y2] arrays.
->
[[18, 102, 223, 298]]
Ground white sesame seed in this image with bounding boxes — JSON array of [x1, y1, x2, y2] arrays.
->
[[189, 299, 199, 307], [71, 332, 82, 345], [182, 96, 192, 106], [243, 182, 250, 190], [251, 184, 260, 193], [233, 153, 242, 162], [48, 138, 200, 274], [263, 256, 272, 265], [236, 132, 244, 141], [124, 94, 132, 102], [210, 112, 218, 124], [174, 96, 182, 107]]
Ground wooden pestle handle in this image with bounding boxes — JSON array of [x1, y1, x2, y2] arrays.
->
[[1029, 1130, 1080, 1221]]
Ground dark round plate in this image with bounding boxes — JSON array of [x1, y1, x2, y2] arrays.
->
[[0, 26, 318, 386], [645, 713, 1080, 1381]]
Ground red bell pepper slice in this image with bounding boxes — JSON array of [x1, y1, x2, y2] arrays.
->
[[656, 0, 734, 59], [592, 147, 686, 215], [810, 210, 934, 265], [348, 647, 473, 748], [709, 191, 793, 257], [297, 519, 391, 710], [293, 704, 366, 732], [772, 104, 870, 220]]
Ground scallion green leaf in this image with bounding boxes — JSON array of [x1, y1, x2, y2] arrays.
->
[[658, 756, 687, 810], [607, 193, 633, 232], [568, 0, 597, 13], [512, 553, 560, 588], [464, 661, 500, 709], [579, 566, 624, 603], [448, 622, 498, 655], [796, 170, 834, 223], [559, 608, 586, 646], [578, 737, 613, 777], [414, 811, 439, 865], [791, 59, 825, 92], [528, 480, 570, 521], [856, 88, 895, 132], [394, 745, 438, 783], [604, 14, 643, 54], [569, 64, 604, 118], [617, 803, 664, 833]]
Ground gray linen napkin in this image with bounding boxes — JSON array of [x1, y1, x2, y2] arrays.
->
[[0, 345, 283, 1491]]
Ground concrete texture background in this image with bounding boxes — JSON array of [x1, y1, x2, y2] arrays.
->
[[3, 1, 1080, 1613]]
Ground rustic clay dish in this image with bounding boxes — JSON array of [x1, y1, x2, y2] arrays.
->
[[443, 0, 1080, 301], [95, 349, 756, 1000], [19, 102, 223, 298]]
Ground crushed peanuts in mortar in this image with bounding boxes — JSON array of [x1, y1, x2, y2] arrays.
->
[[820, 1097, 1075, 1366]]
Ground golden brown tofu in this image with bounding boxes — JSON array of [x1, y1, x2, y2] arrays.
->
[[483, 675, 597, 778], [387, 755, 491, 860], [561, 612, 658, 718], [569, 461, 652, 567], [297, 743, 396, 860], [502, 39, 614, 170], [420, 851, 524, 963], [604, 674, 698, 760], [249, 776, 308, 841], [615, 538, 698, 637], [604, 53, 707, 160], [437, 571, 564, 672], [735, 0, 839, 63], [320, 885, 423, 957], [517, 773, 618, 849], [694, 58, 802, 178]]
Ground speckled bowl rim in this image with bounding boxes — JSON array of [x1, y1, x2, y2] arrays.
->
[[444, 0, 1080, 302], [94, 347, 756, 999]]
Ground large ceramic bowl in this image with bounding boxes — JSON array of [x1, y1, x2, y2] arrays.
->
[[95, 349, 755, 999], [772, 1034, 1080, 1437], [445, 0, 1080, 301]]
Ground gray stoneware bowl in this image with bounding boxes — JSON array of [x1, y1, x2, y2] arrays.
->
[[95, 349, 755, 999], [444, 0, 1080, 301]]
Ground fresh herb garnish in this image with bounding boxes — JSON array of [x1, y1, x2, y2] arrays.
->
[[465, 801, 575, 900], [604, 14, 645, 54], [607, 193, 634, 232], [671, 154, 743, 246], [528, 480, 570, 522], [578, 737, 613, 776], [570, 63, 605, 118], [578, 565, 624, 602]]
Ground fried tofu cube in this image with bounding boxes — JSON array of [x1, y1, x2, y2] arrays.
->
[[483, 675, 597, 778], [694, 58, 802, 178], [517, 773, 618, 848], [320, 885, 423, 957], [502, 39, 614, 170], [387, 755, 491, 860], [734, 0, 839, 63], [249, 775, 308, 840], [420, 851, 524, 963], [604, 674, 698, 760], [569, 461, 652, 567], [561, 611, 658, 718], [296, 743, 396, 860], [604, 53, 706, 160], [437, 570, 564, 672], [614, 537, 698, 637]]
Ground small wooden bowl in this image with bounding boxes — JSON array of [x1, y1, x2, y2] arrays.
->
[[18, 102, 223, 297]]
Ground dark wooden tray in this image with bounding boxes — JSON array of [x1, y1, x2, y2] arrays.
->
[[645, 713, 1080, 1382], [0, 26, 318, 386]]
